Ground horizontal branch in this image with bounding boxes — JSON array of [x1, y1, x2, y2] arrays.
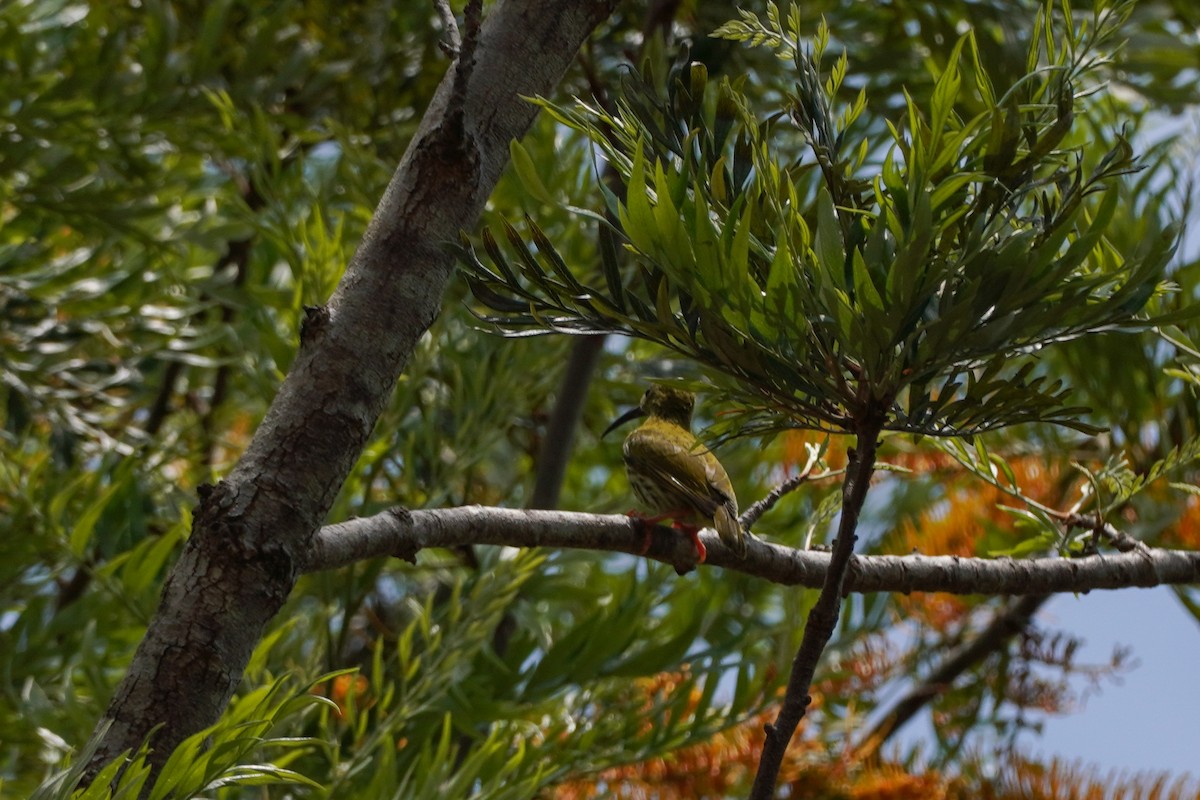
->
[[305, 506, 1200, 595]]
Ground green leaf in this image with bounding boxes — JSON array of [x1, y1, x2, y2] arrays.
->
[[813, 187, 844, 287], [68, 459, 135, 557], [619, 145, 660, 259], [509, 139, 556, 205]]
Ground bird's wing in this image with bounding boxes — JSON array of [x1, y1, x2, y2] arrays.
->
[[624, 429, 726, 516], [703, 456, 738, 514]]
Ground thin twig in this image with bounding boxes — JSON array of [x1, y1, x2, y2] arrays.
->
[[145, 361, 183, 438], [641, 0, 681, 41], [1066, 513, 1151, 554], [201, 235, 254, 467], [740, 441, 843, 530], [749, 416, 885, 799], [433, 0, 461, 55], [940, 440, 1069, 520]]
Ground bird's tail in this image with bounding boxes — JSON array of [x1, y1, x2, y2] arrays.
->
[[714, 505, 746, 558]]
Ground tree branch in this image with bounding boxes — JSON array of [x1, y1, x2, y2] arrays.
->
[[750, 418, 884, 799], [444, 0, 482, 141], [303, 505, 1200, 594], [85, 0, 619, 779], [433, 0, 461, 55]]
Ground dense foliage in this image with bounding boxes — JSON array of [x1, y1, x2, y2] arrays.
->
[[3, 1, 1200, 798]]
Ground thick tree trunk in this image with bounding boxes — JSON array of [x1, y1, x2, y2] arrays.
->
[[87, 0, 617, 777]]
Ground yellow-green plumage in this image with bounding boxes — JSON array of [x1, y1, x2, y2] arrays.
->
[[611, 386, 746, 559]]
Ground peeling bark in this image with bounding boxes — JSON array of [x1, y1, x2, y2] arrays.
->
[[86, 0, 618, 777]]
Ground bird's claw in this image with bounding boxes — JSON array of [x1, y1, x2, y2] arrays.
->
[[626, 510, 657, 555], [684, 528, 707, 563], [626, 511, 706, 563]]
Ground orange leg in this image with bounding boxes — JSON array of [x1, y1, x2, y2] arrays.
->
[[671, 521, 707, 563], [626, 510, 657, 554], [626, 511, 706, 562], [641, 525, 654, 554]]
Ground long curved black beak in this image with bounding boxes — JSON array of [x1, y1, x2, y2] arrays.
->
[[602, 406, 645, 438]]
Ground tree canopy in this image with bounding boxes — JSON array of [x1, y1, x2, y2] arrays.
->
[[4, 1, 1200, 798]]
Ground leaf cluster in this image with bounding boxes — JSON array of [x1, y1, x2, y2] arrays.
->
[[0, 0, 435, 460], [463, 1, 1186, 439], [32, 673, 328, 799], [257, 548, 783, 798], [9, 0, 1200, 795]]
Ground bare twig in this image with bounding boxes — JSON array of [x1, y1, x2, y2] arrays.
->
[[740, 440, 842, 529], [148, 184, 260, 446], [201, 235, 254, 467], [750, 417, 884, 799], [1066, 513, 1151, 553], [641, 0, 681, 41], [433, 0, 461, 56], [144, 361, 183, 438]]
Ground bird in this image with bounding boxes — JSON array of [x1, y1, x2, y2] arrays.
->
[[603, 384, 746, 562]]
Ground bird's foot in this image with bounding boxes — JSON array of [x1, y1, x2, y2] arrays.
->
[[626, 510, 663, 555], [626, 511, 706, 563], [670, 521, 707, 563]]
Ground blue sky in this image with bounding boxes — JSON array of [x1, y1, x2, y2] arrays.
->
[[1036, 587, 1200, 777]]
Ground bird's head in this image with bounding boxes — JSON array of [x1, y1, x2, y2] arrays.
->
[[603, 385, 695, 437]]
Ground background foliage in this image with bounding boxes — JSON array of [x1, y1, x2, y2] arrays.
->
[[3, 0, 1200, 797]]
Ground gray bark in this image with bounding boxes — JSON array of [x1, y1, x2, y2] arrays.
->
[[87, 0, 618, 775], [307, 505, 1200, 594]]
